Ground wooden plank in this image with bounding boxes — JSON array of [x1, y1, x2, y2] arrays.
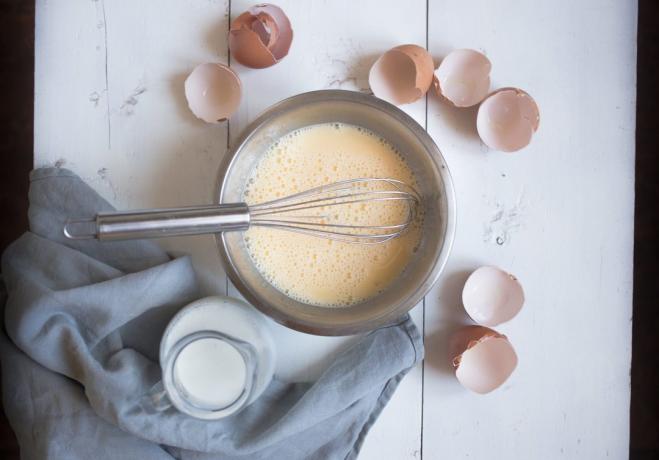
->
[[423, 0, 636, 458], [227, 1, 426, 458], [35, 0, 231, 295]]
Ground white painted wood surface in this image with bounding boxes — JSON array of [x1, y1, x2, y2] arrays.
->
[[34, 0, 636, 458]]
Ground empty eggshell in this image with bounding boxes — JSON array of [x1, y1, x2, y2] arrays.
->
[[184, 63, 242, 123], [368, 44, 434, 105], [477, 88, 540, 152], [229, 4, 293, 69], [462, 266, 525, 327], [450, 325, 518, 394], [433, 49, 491, 107]]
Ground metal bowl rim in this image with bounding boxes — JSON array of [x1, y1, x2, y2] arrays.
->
[[214, 89, 456, 336]]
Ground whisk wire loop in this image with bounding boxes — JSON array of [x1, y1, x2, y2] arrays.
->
[[247, 178, 420, 244]]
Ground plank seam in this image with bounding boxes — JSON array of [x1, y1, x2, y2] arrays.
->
[[422, 3, 429, 459], [101, 0, 111, 149], [225, 0, 232, 297]]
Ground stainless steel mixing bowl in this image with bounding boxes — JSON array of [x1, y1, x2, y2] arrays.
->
[[216, 90, 456, 336]]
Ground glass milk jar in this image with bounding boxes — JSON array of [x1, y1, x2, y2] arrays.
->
[[153, 296, 276, 420]]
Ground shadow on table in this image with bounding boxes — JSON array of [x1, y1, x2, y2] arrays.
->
[[424, 269, 474, 379], [427, 52, 481, 144], [429, 95, 481, 143], [203, 14, 229, 59]]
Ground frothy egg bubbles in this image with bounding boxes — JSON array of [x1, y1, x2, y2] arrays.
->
[[243, 123, 422, 307]]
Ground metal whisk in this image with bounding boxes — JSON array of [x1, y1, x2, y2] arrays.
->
[[64, 178, 420, 244]]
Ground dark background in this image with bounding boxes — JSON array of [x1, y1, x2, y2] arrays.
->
[[0, 1, 657, 458]]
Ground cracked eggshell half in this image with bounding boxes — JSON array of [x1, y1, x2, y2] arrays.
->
[[368, 44, 434, 105], [450, 325, 518, 394], [229, 4, 293, 69], [184, 63, 242, 123], [477, 88, 540, 152], [462, 265, 525, 327], [433, 49, 491, 107]]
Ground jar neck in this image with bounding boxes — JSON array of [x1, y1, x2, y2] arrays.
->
[[163, 330, 257, 419]]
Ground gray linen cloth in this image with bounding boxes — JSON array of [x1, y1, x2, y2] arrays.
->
[[0, 168, 424, 460]]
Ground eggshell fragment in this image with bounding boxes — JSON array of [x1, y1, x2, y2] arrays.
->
[[368, 44, 434, 105], [433, 49, 491, 107], [184, 63, 242, 123], [229, 4, 293, 69], [462, 266, 525, 327], [450, 326, 518, 394], [477, 88, 540, 152]]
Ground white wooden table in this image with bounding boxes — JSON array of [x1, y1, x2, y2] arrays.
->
[[34, 1, 637, 458]]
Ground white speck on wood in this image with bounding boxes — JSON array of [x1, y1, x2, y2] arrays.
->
[[97, 167, 108, 179], [120, 84, 147, 116], [482, 189, 526, 245], [89, 91, 100, 106], [316, 38, 373, 92], [96, 167, 117, 200]]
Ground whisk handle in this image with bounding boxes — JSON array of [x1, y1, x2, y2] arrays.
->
[[63, 204, 250, 241]]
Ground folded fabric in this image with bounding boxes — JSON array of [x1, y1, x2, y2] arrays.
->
[[0, 168, 424, 460]]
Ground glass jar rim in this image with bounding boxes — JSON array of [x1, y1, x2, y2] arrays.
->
[[162, 330, 257, 419]]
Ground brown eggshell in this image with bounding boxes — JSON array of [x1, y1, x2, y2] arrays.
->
[[476, 87, 540, 152], [433, 49, 491, 107], [368, 44, 434, 105], [450, 325, 518, 394], [229, 4, 293, 69], [449, 325, 503, 367], [462, 266, 525, 327], [184, 63, 242, 123], [432, 74, 440, 95], [255, 4, 292, 60]]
